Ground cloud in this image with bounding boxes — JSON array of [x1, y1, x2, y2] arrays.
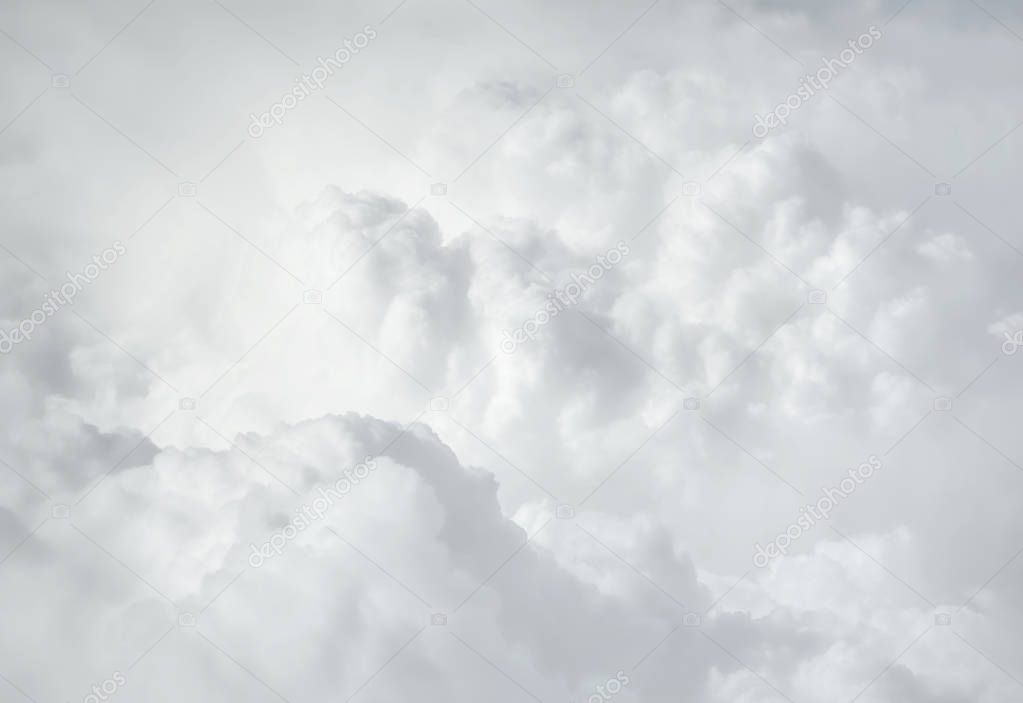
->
[[2, 0, 1023, 700]]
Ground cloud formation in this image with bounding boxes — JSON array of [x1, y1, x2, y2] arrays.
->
[[2, 0, 1023, 701]]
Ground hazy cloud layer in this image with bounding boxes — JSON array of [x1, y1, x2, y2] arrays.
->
[[2, 1, 1023, 701]]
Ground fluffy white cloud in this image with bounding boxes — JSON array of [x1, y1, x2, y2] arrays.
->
[[2, 0, 1023, 701]]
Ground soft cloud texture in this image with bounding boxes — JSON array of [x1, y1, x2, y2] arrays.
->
[[2, 0, 1023, 701]]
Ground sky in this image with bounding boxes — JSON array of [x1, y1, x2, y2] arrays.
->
[[2, 0, 1023, 701]]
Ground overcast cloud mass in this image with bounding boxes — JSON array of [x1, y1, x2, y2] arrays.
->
[[2, 0, 1023, 701]]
